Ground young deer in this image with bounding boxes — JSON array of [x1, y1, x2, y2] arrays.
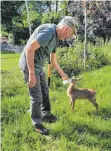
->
[[67, 77, 98, 112]]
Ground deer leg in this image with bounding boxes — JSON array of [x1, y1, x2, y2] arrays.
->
[[88, 97, 98, 113], [70, 97, 76, 112]]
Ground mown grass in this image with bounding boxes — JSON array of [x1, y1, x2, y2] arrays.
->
[[1, 52, 111, 151]]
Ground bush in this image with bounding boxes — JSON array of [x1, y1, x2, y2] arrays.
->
[[86, 41, 111, 70], [55, 40, 111, 77]]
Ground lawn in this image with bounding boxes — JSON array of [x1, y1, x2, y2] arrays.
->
[[1, 53, 111, 151]]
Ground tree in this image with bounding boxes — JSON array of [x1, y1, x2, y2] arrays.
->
[[67, 0, 111, 43], [1, 1, 26, 44], [1, 1, 24, 32], [1, 1, 53, 45]]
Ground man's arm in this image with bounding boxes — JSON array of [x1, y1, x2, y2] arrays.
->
[[51, 53, 68, 80], [26, 40, 40, 88]]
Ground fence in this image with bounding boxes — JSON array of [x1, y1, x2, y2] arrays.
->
[[1, 43, 26, 98]]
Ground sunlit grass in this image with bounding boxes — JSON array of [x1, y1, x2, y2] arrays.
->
[[1, 52, 111, 151]]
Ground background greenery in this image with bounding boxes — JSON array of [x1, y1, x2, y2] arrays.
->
[[1, 1, 111, 45], [50, 40, 111, 79]]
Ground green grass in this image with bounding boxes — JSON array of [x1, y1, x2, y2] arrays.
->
[[1, 53, 111, 151]]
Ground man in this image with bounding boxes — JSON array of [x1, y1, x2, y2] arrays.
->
[[19, 16, 78, 135]]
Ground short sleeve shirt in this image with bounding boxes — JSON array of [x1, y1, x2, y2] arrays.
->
[[19, 24, 58, 74]]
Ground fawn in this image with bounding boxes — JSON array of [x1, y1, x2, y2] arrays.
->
[[67, 77, 98, 112]]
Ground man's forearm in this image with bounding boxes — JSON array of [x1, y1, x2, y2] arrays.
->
[[26, 46, 35, 74], [25, 40, 41, 75]]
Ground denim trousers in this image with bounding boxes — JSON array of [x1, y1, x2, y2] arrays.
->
[[23, 68, 51, 126]]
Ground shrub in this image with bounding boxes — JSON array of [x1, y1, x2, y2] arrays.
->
[[55, 40, 111, 77]]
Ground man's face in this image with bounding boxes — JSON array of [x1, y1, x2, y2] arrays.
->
[[60, 26, 74, 40]]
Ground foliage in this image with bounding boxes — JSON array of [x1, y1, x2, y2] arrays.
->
[[41, 12, 61, 24], [68, 0, 111, 43], [86, 41, 111, 69], [55, 40, 111, 77], [1, 1, 49, 44], [1, 1, 24, 28], [1, 1, 111, 45], [1, 25, 8, 37], [1, 1, 26, 44]]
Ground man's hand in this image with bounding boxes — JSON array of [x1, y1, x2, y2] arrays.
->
[[61, 74, 69, 80], [28, 73, 36, 88]]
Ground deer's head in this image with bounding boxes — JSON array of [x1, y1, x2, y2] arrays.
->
[[71, 76, 82, 85]]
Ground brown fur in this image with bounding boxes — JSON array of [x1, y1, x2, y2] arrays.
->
[[67, 78, 98, 112]]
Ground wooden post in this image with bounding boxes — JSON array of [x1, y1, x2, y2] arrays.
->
[[82, 0, 87, 70], [25, 0, 31, 36]]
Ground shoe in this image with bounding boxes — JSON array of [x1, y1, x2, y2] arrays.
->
[[35, 124, 49, 135], [42, 114, 57, 123]]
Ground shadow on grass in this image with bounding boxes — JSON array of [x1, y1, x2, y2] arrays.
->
[[1, 70, 11, 75], [88, 107, 111, 120], [50, 111, 111, 150]]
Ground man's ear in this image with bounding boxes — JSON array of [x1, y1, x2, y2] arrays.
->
[[63, 26, 67, 32], [65, 26, 69, 32]]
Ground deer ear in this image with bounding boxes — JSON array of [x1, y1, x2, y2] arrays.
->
[[72, 76, 75, 79]]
